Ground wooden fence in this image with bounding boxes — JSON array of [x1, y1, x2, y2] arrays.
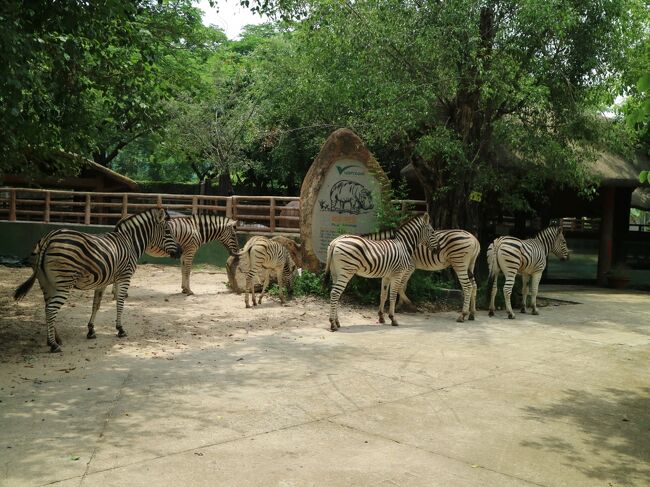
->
[[0, 187, 428, 235]]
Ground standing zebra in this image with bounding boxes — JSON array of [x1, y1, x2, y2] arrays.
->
[[324, 214, 438, 331], [113, 214, 238, 296], [487, 225, 569, 319], [366, 229, 480, 322], [239, 236, 297, 307], [14, 208, 181, 352]]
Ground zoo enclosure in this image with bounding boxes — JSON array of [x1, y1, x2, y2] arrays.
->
[[0, 187, 428, 235]]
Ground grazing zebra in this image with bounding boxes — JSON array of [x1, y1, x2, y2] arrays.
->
[[112, 214, 238, 296], [366, 229, 480, 322], [487, 225, 569, 319], [240, 236, 297, 307], [324, 214, 438, 331], [14, 208, 181, 352]]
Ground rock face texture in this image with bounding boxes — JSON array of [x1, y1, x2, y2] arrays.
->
[[300, 129, 391, 271]]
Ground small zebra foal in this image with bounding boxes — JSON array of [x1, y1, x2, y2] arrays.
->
[[14, 208, 181, 352], [488, 225, 569, 319], [324, 214, 438, 331], [367, 229, 480, 322], [240, 236, 297, 308]]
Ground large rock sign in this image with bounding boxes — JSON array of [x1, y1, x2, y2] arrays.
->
[[300, 129, 391, 271]]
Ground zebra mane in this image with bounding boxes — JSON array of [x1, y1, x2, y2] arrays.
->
[[115, 208, 162, 231], [533, 225, 562, 250], [361, 214, 426, 240]]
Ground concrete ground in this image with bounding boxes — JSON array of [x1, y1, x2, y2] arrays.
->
[[1, 283, 649, 486]]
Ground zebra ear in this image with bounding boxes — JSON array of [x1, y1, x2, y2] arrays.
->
[[227, 219, 237, 227], [421, 213, 430, 224]]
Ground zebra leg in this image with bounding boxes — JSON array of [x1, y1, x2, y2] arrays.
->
[[44, 291, 69, 352], [530, 272, 543, 315], [469, 274, 478, 320], [488, 272, 499, 317], [114, 281, 129, 338], [388, 277, 402, 326], [244, 270, 254, 308], [276, 268, 286, 305], [396, 267, 416, 312], [503, 273, 517, 319], [329, 272, 352, 331], [87, 288, 106, 339], [258, 272, 271, 304], [453, 266, 472, 323], [180, 249, 196, 295], [520, 274, 529, 313], [378, 277, 389, 324]]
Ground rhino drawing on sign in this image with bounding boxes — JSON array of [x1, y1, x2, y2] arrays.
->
[[329, 180, 374, 214]]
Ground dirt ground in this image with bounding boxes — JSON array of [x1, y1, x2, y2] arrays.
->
[[0, 263, 376, 379]]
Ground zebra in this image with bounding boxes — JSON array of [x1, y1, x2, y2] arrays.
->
[[365, 229, 480, 322], [13, 208, 181, 352], [239, 236, 298, 308], [112, 214, 239, 296], [487, 225, 569, 319], [324, 213, 438, 331]]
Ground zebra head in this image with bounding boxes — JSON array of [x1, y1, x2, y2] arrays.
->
[[222, 219, 240, 256], [115, 208, 182, 259], [551, 226, 569, 261], [395, 213, 439, 253]]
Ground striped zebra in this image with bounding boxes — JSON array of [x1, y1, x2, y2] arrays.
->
[[366, 229, 480, 322], [487, 225, 569, 319], [13, 208, 181, 352], [240, 236, 298, 307], [324, 213, 438, 331], [112, 214, 238, 296]]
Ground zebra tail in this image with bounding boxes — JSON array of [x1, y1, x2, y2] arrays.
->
[[14, 241, 44, 301], [322, 244, 334, 291], [486, 244, 499, 291]]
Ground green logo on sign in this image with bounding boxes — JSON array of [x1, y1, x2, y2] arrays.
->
[[336, 165, 364, 176]]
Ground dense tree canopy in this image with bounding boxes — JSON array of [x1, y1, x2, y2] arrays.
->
[[1, 0, 647, 225]]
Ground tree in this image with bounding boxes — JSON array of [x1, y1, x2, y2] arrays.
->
[[0, 1, 223, 176], [241, 0, 646, 228]]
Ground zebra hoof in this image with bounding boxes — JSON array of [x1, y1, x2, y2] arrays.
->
[[330, 323, 338, 332], [117, 329, 128, 338], [456, 316, 465, 323], [468, 314, 475, 321], [508, 313, 515, 320], [378, 314, 385, 324], [520, 308, 527, 314], [87, 331, 97, 339], [488, 310, 495, 317], [532, 310, 539, 316], [49, 343, 62, 353]]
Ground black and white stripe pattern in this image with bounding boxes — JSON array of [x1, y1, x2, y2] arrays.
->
[[14, 208, 181, 352], [365, 229, 480, 322], [324, 214, 438, 330], [144, 214, 239, 295], [488, 225, 569, 319], [239, 236, 297, 307]]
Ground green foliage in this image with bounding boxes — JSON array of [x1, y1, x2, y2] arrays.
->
[[291, 270, 329, 298]]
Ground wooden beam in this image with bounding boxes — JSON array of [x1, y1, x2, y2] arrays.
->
[[597, 187, 615, 285]]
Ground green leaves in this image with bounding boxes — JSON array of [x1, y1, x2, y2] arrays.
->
[[640, 171, 649, 184]]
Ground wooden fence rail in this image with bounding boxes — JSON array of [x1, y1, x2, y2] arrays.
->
[[0, 187, 430, 235]]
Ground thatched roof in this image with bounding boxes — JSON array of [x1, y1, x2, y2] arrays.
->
[[588, 150, 649, 188]]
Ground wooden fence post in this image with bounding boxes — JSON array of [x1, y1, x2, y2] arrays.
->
[[44, 191, 51, 223], [9, 189, 16, 221], [270, 197, 276, 232], [225, 197, 233, 219], [157, 194, 163, 208], [192, 196, 198, 216], [121, 194, 128, 218], [84, 194, 91, 225]]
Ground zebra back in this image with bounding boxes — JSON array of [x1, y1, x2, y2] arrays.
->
[[142, 214, 239, 257]]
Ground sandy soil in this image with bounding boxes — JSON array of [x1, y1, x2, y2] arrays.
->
[[0, 263, 382, 387]]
